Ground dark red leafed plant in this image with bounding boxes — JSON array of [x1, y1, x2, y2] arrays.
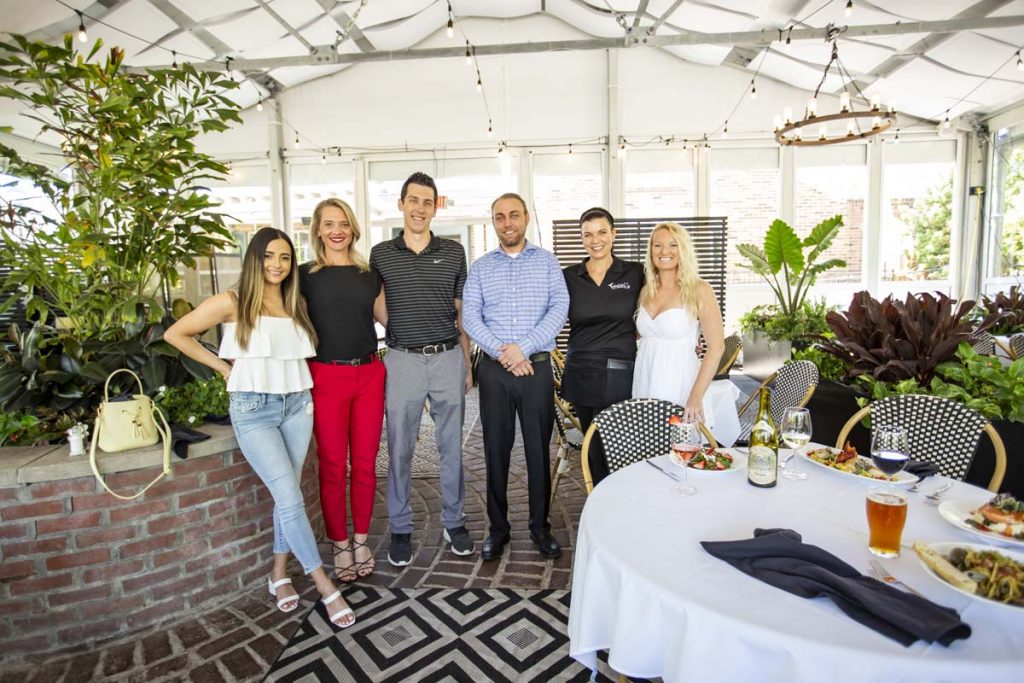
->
[[818, 291, 1003, 385], [977, 285, 1024, 336]]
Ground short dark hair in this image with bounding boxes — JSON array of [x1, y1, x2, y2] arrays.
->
[[491, 192, 528, 215], [400, 172, 438, 203], [579, 206, 615, 229]]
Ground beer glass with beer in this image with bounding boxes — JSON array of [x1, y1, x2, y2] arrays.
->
[[866, 425, 909, 557]]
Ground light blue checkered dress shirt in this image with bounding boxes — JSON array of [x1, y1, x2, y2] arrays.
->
[[462, 242, 569, 359]]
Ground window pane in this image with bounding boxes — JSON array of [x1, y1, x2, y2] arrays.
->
[[880, 141, 956, 283], [624, 149, 694, 217], [794, 145, 867, 284], [533, 152, 602, 251], [993, 132, 1024, 278], [289, 160, 356, 263], [710, 148, 780, 329]]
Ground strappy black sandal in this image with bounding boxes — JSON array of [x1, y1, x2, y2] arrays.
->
[[351, 539, 376, 579], [333, 540, 357, 583]]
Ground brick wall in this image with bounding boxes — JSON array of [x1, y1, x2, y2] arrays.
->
[[0, 448, 322, 661]]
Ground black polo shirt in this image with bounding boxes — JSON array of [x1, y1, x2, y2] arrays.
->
[[563, 257, 644, 361], [369, 231, 467, 348]]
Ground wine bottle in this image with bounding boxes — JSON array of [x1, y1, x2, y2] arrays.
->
[[747, 388, 778, 488]]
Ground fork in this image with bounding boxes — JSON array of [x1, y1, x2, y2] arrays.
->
[[868, 559, 926, 598], [925, 481, 954, 502]]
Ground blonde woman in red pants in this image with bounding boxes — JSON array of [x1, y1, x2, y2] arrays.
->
[[299, 198, 387, 582]]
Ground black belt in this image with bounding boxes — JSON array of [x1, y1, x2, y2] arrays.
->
[[488, 352, 551, 364], [390, 340, 459, 355], [313, 354, 377, 366]]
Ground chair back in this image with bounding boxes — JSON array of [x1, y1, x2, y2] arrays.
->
[[859, 394, 1002, 485], [551, 348, 566, 389], [969, 332, 996, 356], [1011, 333, 1024, 360], [588, 398, 681, 475], [716, 333, 742, 377], [769, 360, 820, 423]]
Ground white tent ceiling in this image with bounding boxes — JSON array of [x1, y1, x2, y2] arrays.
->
[[2, 0, 1024, 132]]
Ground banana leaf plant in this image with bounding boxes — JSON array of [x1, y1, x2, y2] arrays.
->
[[736, 215, 846, 318], [817, 291, 1003, 385]]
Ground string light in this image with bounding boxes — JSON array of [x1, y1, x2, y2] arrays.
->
[[845, 1, 853, 18], [76, 10, 88, 43], [749, 80, 757, 100], [465, 41, 472, 65], [171, 51, 178, 69], [568, 143, 573, 156], [256, 98, 263, 112], [785, 28, 792, 51], [722, 122, 728, 138], [476, 75, 482, 91], [446, 2, 454, 38], [942, 111, 951, 129], [294, 132, 301, 149], [893, 128, 901, 144], [486, 121, 493, 137], [321, 152, 326, 165], [1017, 50, 1023, 71]]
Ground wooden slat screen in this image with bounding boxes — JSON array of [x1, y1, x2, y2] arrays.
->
[[551, 216, 728, 352]]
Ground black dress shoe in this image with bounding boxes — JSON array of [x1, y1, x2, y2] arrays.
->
[[530, 530, 561, 559], [481, 533, 509, 561]]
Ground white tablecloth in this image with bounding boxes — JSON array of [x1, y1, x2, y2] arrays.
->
[[568, 449, 1024, 682]]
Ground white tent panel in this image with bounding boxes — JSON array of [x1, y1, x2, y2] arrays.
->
[[165, 0, 254, 24], [546, 1, 625, 38], [268, 64, 348, 89], [363, 3, 448, 51], [266, 0, 326, 31], [202, 7, 288, 52], [872, 0, 977, 22], [926, 32, 1024, 82], [669, 2, 760, 34], [661, 43, 734, 66]]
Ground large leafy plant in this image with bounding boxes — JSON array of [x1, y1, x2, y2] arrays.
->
[[738, 299, 832, 343], [975, 285, 1024, 336], [0, 34, 239, 338], [737, 215, 846, 318], [819, 291, 1001, 385]]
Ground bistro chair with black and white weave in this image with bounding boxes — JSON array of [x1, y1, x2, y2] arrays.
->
[[581, 398, 718, 494], [835, 394, 1006, 492], [968, 332, 996, 356], [1010, 333, 1024, 360], [735, 360, 819, 444], [715, 333, 742, 378]]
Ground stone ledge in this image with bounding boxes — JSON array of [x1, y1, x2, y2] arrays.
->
[[0, 424, 238, 487]]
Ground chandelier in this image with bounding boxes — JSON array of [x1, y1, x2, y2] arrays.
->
[[774, 38, 896, 147]]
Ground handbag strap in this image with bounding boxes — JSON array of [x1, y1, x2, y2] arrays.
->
[[89, 396, 173, 501], [103, 368, 145, 402]]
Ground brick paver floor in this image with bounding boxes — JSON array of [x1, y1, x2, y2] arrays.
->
[[3, 389, 595, 682]]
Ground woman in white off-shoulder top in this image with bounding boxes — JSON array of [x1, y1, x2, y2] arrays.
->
[[165, 227, 355, 629]]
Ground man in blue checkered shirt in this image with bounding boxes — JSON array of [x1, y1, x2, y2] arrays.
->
[[462, 192, 569, 561]]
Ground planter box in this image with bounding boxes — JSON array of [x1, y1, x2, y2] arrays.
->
[[740, 331, 791, 382], [805, 380, 1022, 496]]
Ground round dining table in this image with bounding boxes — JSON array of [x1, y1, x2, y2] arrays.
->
[[568, 447, 1024, 682]]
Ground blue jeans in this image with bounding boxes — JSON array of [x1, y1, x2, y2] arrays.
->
[[229, 390, 321, 574]]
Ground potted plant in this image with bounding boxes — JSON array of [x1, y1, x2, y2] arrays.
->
[[0, 35, 240, 440], [975, 285, 1024, 360], [736, 215, 845, 378]]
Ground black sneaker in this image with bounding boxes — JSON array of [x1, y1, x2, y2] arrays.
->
[[443, 526, 475, 556], [388, 533, 412, 566]]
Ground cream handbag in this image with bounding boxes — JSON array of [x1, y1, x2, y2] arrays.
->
[[89, 369, 172, 500]]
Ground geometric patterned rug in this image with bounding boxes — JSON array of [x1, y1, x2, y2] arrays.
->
[[265, 587, 613, 682]]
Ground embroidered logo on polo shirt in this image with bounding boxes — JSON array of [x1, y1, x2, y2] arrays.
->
[[608, 282, 631, 290], [432, 259, 443, 264]]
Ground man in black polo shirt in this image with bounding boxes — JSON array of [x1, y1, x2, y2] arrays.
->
[[370, 172, 475, 566]]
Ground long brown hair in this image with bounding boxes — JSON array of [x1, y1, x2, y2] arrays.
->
[[639, 222, 702, 315], [307, 198, 369, 273], [235, 227, 317, 349]]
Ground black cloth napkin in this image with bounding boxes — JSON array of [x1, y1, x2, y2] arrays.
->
[[904, 459, 941, 480], [701, 528, 971, 647], [169, 424, 212, 460]]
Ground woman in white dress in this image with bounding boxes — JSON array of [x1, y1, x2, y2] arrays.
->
[[632, 222, 741, 445]]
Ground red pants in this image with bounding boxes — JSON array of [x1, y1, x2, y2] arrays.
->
[[309, 360, 385, 541]]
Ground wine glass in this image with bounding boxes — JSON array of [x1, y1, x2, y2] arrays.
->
[[670, 418, 699, 496], [870, 424, 910, 487], [780, 407, 811, 481]]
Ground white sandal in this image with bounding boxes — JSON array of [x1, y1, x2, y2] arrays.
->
[[267, 577, 300, 613], [322, 590, 356, 629]]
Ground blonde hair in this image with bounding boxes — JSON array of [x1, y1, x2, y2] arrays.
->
[[639, 222, 702, 316], [307, 198, 369, 273], [235, 227, 318, 350]]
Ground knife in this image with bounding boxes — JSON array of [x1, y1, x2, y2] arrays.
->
[[646, 458, 681, 481]]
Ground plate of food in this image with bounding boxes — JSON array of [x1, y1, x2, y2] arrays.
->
[[913, 541, 1024, 611], [802, 442, 917, 485], [667, 447, 746, 473], [938, 494, 1024, 548]]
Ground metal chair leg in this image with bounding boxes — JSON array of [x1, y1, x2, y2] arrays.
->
[[550, 444, 568, 506]]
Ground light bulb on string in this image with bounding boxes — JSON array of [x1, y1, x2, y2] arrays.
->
[[845, 1, 853, 18], [487, 122, 493, 138], [294, 132, 301, 149], [171, 51, 178, 69], [476, 76, 482, 92], [1017, 51, 1023, 71], [942, 111, 951, 129], [321, 152, 326, 165], [447, 18, 454, 38], [256, 98, 263, 112], [893, 128, 901, 144], [465, 42, 472, 65], [76, 11, 88, 43], [721, 122, 728, 138], [749, 80, 757, 100], [568, 143, 573, 157]]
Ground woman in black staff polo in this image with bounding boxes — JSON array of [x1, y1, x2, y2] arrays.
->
[[561, 207, 644, 486]]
